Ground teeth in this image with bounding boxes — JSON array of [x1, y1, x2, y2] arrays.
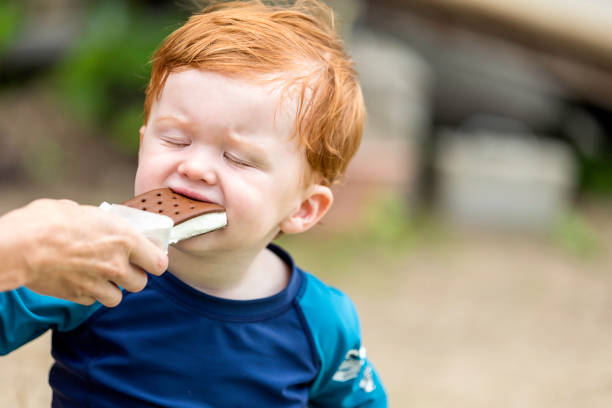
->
[[169, 212, 227, 244]]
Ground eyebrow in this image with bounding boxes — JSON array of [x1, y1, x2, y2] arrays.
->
[[153, 116, 192, 130], [227, 131, 268, 158]]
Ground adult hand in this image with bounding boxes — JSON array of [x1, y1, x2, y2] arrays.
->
[[0, 199, 168, 307]]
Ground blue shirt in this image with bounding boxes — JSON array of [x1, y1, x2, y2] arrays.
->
[[0, 244, 387, 407]]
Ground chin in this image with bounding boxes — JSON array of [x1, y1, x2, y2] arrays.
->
[[170, 228, 228, 254], [171, 234, 210, 251]]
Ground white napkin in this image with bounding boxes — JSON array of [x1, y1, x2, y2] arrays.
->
[[99, 202, 174, 254]]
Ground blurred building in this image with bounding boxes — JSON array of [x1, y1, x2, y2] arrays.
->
[[344, 0, 612, 230]]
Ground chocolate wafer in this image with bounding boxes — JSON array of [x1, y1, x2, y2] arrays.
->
[[123, 188, 224, 223], [123, 188, 227, 243]]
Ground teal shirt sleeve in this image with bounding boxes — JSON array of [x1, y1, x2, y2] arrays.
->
[[298, 273, 388, 407], [0, 287, 102, 355]]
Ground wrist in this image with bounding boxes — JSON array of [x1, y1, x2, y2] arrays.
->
[[0, 210, 29, 290]]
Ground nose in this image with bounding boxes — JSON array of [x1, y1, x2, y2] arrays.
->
[[177, 150, 218, 185]]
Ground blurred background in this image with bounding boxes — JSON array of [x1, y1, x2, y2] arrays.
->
[[1, 0, 611, 406]]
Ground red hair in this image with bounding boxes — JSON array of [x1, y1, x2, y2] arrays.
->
[[144, 0, 364, 185]]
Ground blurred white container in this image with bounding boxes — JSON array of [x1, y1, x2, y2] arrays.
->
[[349, 28, 432, 196], [351, 28, 432, 144], [435, 123, 577, 230]]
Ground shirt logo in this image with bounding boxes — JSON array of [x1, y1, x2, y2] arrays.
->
[[332, 347, 366, 382], [359, 366, 376, 393]]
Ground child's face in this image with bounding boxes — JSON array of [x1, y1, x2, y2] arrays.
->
[[135, 69, 311, 253]]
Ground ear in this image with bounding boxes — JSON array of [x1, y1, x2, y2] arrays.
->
[[280, 185, 333, 234], [138, 125, 147, 156], [139, 125, 146, 144]]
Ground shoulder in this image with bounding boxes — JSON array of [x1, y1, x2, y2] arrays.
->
[[295, 270, 362, 384], [273, 247, 388, 406], [296, 271, 360, 339], [269, 243, 361, 362], [268, 243, 359, 334]]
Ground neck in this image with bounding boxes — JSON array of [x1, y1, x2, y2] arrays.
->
[[167, 244, 290, 300]]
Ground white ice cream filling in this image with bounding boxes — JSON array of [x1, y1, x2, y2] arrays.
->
[[169, 212, 227, 244]]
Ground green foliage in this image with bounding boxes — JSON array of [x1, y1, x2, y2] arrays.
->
[[580, 156, 612, 196], [52, 1, 184, 154], [552, 211, 601, 258], [356, 192, 420, 249], [108, 104, 145, 154], [0, 1, 24, 54]]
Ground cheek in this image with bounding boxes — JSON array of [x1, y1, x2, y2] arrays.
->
[[224, 181, 259, 215], [228, 172, 300, 224], [134, 153, 169, 195], [134, 164, 153, 195], [223, 179, 275, 224]]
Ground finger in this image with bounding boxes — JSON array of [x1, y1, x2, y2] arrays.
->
[[127, 232, 169, 276], [92, 282, 124, 308], [72, 295, 97, 306], [86, 205, 168, 275], [56, 199, 79, 207], [112, 263, 148, 293]]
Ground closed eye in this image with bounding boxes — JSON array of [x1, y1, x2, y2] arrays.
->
[[161, 137, 190, 147], [224, 152, 255, 168]]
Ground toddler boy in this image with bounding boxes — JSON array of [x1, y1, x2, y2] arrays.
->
[[0, 1, 387, 406]]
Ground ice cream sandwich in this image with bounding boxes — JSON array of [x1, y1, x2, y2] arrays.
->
[[123, 188, 227, 243]]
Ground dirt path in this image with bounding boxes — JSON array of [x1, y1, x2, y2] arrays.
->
[[353, 222, 612, 407]]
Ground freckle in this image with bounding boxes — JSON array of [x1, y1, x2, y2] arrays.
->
[[175, 211, 180, 215], [157, 193, 161, 197], [142, 207, 147, 211], [141, 199, 146, 203], [172, 196, 177, 199], [158, 209, 163, 213], [174, 204, 178, 207], [158, 201, 162, 205], [190, 206, 195, 209]]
